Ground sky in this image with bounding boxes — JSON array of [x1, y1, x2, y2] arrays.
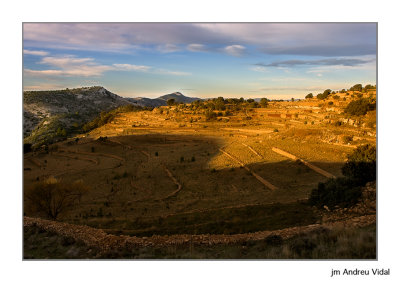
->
[[23, 23, 376, 99]]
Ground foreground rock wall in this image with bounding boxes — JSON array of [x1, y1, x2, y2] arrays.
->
[[24, 214, 375, 254]]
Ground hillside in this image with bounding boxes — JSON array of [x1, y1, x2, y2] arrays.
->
[[24, 87, 201, 147], [127, 92, 201, 107], [23, 86, 376, 259], [23, 86, 134, 147]]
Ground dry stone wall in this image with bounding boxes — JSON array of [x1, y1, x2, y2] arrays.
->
[[24, 214, 375, 255]]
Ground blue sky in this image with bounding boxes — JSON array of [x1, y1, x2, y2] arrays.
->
[[23, 23, 376, 99]]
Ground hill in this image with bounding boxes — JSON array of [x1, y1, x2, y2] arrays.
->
[[23, 87, 202, 147], [23, 86, 133, 147], [158, 92, 201, 104], [127, 92, 201, 107]]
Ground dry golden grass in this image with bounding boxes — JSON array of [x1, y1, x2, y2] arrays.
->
[[24, 98, 375, 237]]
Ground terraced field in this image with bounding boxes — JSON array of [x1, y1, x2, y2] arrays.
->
[[24, 102, 375, 240]]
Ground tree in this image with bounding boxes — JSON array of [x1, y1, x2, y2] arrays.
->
[[316, 89, 331, 100], [167, 98, 176, 106], [344, 98, 375, 116], [350, 84, 363, 92], [204, 109, 217, 121], [342, 144, 376, 185], [25, 177, 89, 220], [308, 177, 362, 209], [260, 98, 269, 107], [305, 93, 313, 99]]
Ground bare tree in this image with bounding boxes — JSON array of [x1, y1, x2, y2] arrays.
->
[[25, 177, 89, 220]]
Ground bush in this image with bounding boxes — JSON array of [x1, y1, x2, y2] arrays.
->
[[305, 93, 313, 99], [25, 177, 89, 220], [309, 178, 362, 209], [350, 84, 363, 92], [309, 144, 376, 209], [205, 109, 217, 121], [342, 144, 376, 184], [344, 98, 375, 116]]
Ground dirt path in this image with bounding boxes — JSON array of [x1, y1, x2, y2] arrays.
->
[[271, 147, 336, 178], [52, 152, 99, 165], [60, 149, 125, 162], [24, 214, 376, 251], [219, 149, 278, 190], [161, 166, 183, 199]]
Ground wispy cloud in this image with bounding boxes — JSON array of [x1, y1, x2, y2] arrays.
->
[[155, 69, 191, 76], [112, 64, 152, 72], [187, 43, 208, 52], [157, 44, 181, 53], [23, 23, 376, 57], [23, 49, 49, 56], [256, 58, 374, 68], [223, 45, 246, 57], [24, 54, 189, 78]]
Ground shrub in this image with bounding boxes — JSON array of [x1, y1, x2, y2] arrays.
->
[[350, 84, 363, 92], [342, 144, 376, 185], [344, 98, 376, 116], [328, 101, 333, 105], [260, 98, 269, 107], [305, 93, 313, 99], [25, 178, 89, 220], [309, 178, 362, 209], [309, 144, 376, 209], [205, 109, 217, 121]]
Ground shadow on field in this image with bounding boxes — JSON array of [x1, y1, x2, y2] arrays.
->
[[24, 134, 354, 237]]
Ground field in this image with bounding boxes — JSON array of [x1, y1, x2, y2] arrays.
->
[[23, 95, 376, 258]]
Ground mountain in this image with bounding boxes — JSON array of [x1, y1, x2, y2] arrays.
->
[[158, 92, 200, 104], [23, 87, 201, 147], [127, 92, 201, 107], [23, 86, 133, 147]]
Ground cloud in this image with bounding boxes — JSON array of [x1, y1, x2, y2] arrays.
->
[[223, 45, 246, 56], [157, 44, 181, 53], [255, 58, 374, 68], [23, 49, 49, 56], [155, 69, 191, 76], [24, 53, 189, 78], [250, 66, 269, 73], [113, 64, 151, 72], [187, 43, 208, 52], [25, 56, 114, 77], [23, 23, 376, 57]]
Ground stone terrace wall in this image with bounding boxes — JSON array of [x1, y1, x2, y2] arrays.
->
[[24, 214, 376, 255]]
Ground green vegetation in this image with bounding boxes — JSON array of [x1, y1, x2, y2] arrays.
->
[[349, 84, 363, 92], [82, 104, 147, 132], [309, 144, 376, 209], [309, 177, 362, 209], [167, 98, 176, 106], [317, 89, 331, 100], [305, 93, 313, 99], [342, 144, 376, 184], [344, 98, 376, 116]]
